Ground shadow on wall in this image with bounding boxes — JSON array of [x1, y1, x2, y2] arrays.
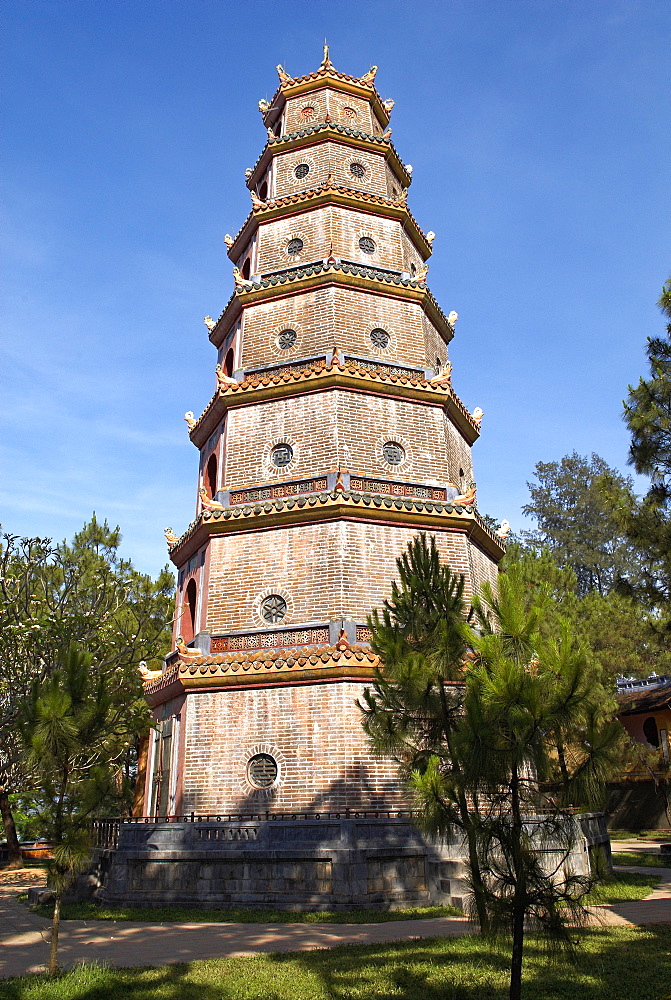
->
[[180, 760, 412, 818]]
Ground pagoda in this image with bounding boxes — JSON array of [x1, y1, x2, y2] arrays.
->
[[104, 52, 505, 910]]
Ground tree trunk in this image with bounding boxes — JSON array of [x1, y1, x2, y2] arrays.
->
[[48, 891, 61, 976], [508, 769, 526, 1000], [0, 786, 23, 868], [459, 795, 490, 933], [509, 901, 525, 1000]]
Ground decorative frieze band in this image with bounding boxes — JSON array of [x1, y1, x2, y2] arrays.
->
[[211, 626, 330, 652], [229, 477, 328, 506], [349, 478, 446, 501]]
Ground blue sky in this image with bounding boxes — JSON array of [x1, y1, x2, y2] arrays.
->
[[2, 0, 669, 579]]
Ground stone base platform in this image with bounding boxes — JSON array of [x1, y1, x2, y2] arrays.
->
[[97, 811, 608, 912], [99, 815, 468, 911]]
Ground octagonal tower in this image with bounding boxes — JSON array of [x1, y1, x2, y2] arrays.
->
[[142, 52, 503, 826]]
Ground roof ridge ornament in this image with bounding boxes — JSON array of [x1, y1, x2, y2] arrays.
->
[[319, 43, 333, 71], [276, 64, 291, 85], [360, 65, 378, 85]]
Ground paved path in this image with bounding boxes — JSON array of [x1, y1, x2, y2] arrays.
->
[[1, 851, 669, 980]]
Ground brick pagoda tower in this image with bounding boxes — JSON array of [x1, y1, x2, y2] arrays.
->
[[106, 53, 505, 910]]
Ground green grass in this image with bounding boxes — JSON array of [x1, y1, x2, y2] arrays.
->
[[612, 850, 670, 868], [584, 870, 661, 904], [30, 901, 462, 923], [1, 926, 670, 999], [608, 830, 671, 841]]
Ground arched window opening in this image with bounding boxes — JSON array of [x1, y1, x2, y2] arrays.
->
[[643, 716, 660, 748], [224, 347, 235, 377], [205, 453, 218, 499], [183, 579, 198, 644], [241, 258, 251, 280], [258, 180, 268, 200]]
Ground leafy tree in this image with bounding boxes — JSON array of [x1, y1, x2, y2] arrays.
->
[[19, 644, 147, 975], [0, 517, 174, 865], [359, 534, 490, 930], [604, 278, 671, 631], [522, 452, 644, 596]]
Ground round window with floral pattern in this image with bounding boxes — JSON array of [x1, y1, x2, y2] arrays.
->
[[382, 442, 405, 466], [260, 594, 287, 623]]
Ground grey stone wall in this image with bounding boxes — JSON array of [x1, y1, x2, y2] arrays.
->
[[101, 817, 467, 911]]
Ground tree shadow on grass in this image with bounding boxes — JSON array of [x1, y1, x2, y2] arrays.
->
[[265, 923, 671, 1000], [2, 926, 670, 1000]]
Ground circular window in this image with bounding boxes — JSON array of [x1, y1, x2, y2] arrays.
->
[[359, 236, 376, 254], [294, 163, 310, 180], [370, 328, 390, 349], [383, 441, 405, 466], [287, 237, 304, 256], [261, 594, 287, 623], [277, 328, 297, 350], [270, 443, 293, 468], [248, 753, 278, 788], [300, 107, 315, 121], [343, 106, 357, 120], [350, 162, 366, 179]]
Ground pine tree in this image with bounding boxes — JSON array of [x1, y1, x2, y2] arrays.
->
[[605, 278, 671, 629], [463, 568, 623, 1000], [359, 533, 490, 931], [20, 644, 147, 975], [522, 453, 645, 596]]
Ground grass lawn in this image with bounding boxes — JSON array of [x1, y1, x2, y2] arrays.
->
[[30, 901, 462, 923], [612, 851, 670, 868], [584, 870, 661, 904], [1, 925, 670, 1000], [608, 830, 670, 841]]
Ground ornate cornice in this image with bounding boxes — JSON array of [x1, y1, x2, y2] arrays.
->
[[247, 122, 409, 191], [188, 354, 478, 448], [144, 640, 380, 703], [227, 181, 429, 261], [166, 486, 504, 567]]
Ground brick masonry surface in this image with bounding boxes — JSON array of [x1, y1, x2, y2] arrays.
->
[[239, 285, 445, 370], [180, 679, 408, 814], [282, 88, 382, 138], [255, 203, 423, 276], [204, 521, 496, 634], [223, 389, 461, 489]]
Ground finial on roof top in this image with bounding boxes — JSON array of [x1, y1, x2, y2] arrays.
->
[[319, 43, 332, 70], [360, 65, 378, 84], [276, 64, 291, 84]]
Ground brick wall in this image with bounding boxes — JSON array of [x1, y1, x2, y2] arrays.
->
[[205, 520, 496, 634], [239, 285, 447, 370], [180, 679, 409, 814], [223, 390, 459, 490], [256, 204, 416, 274], [283, 88, 378, 141]]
